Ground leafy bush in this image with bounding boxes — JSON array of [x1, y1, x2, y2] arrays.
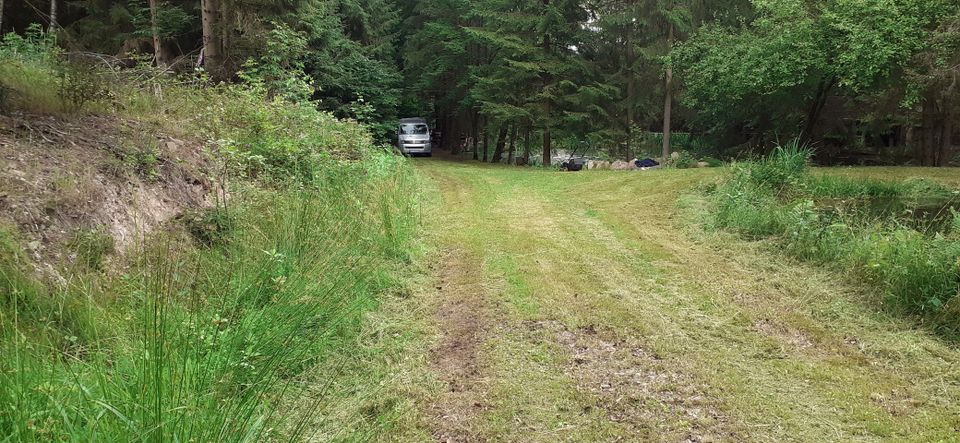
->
[[205, 87, 377, 184], [708, 143, 960, 334]]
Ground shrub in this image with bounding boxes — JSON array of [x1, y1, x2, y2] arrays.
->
[[57, 59, 111, 113]]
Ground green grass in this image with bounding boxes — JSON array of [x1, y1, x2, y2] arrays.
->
[[708, 145, 960, 335], [393, 159, 960, 442], [0, 156, 421, 441], [0, 31, 424, 441]]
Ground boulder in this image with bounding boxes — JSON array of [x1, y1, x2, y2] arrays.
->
[[610, 160, 631, 170]]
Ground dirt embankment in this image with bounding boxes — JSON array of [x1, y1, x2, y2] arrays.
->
[[0, 112, 214, 275]]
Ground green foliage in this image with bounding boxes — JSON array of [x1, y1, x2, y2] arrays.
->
[[127, 0, 192, 41], [709, 144, 960, 334], [239, 23, 315, 103], [201, 86, 378, 184], [0, 26, 63, 113]]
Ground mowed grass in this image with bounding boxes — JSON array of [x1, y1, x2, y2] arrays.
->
[[379, 159, 960, 442]]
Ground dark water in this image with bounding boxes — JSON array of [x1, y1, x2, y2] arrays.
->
[[817, 196, 960, 234]]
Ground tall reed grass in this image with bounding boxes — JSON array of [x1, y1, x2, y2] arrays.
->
[[1, 152, 419, 441]]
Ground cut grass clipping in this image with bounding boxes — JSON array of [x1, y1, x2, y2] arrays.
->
[[708, 142, 960, 336], [0, 154, 420, 442]]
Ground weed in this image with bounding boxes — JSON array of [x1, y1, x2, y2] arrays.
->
[[67, 227, 115, 270], [181, 206, 235, 247]]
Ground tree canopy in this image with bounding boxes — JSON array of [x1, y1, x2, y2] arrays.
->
[[1, 0, 958, 164]]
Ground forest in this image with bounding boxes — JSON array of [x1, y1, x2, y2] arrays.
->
[[2, 0, 959, 166], [3, 1, 960, 442]]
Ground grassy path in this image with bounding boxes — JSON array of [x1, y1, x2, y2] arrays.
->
[[413, 159, 960, 442], [309, 160, 960, 442]]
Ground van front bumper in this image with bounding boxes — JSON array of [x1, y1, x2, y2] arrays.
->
[[400, 144, 432, 154]]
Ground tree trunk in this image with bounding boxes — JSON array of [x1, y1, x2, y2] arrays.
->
[[483, 124, 490, 162], [661, 24, 673, 161], [472, 111, 480, 161], [492, 125, 508, 163], [0, 0, 5, 34], [507, 125, 517, 164], [201, 0, 222, 75], [522, 126, 531, 165], [625, 16, 636, 160], [541, 0, 552, 167], [149, 0, 168, 67], [543, 125, 552, 167], [48, 0, 57, 31], [220, 1, 230, 71], [450, 116, 462, 154]]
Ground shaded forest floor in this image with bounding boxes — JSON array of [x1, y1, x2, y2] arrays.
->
[[305, 159, 960, 442]]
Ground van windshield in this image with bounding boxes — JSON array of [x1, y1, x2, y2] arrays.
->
[[400, 124, 429, 135]]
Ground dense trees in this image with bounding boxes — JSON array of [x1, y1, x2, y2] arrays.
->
[[2, 0, 958, 164]]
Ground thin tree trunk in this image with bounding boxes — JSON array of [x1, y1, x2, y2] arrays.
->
[[543, 123, 552, 166], [523, 125, 531, 165], [201, 0, 221, 75], [0, 0, 5, 34], [507, 125, 518, 164], [451, 114, 463, 155], [492, 125, 508, 163], [49, 0, 57, 31], [472, 111, 480, 161], [625, 12, 636, 160], [149, 0, 168, 67], [542, 0, 552, 167], [220, 1, 230, 70], [661, 23, 673, 161], [483, 125, 490, 162]]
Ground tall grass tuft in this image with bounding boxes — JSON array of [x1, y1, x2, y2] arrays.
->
[[709, 144, 960, 335]]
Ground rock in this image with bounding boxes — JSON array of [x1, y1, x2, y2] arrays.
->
[[670, 151, 680, 160], [696, 161, 710, 168], [587, 160, 596, 170], [610, 160, 629, 170]]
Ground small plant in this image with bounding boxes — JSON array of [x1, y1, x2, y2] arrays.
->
[[67, 227, 115, 270], [182, 206, 235, 247], [128, 144, 161, 179]]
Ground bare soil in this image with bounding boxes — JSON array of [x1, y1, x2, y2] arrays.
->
[[0, 111, 213, 275], [427, 248, 495, 443]]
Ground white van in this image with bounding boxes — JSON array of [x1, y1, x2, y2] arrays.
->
[[397, 117, 432, 156]]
